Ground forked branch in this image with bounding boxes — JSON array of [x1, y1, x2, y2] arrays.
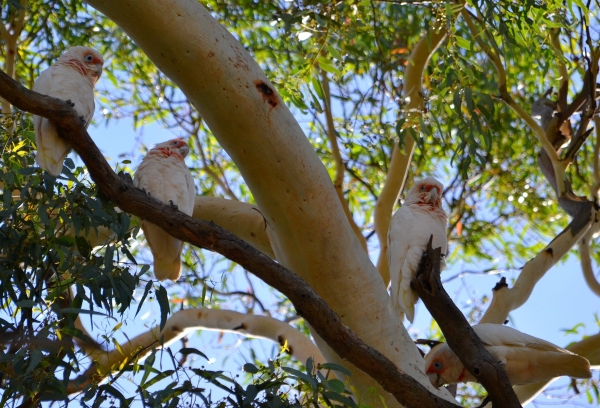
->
[[413, 236, 521, 407], [0, 69, 458, 408]]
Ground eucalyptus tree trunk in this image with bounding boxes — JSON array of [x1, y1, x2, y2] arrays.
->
[[83, 0, 454, 406]]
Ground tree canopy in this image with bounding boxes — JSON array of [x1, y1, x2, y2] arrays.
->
[[0, 0, 599, 407]]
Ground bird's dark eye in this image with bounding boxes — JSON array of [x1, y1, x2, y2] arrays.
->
[[433, 361, 443, 370], [84, 54, 94, 62], [420, 186, 426, 192]]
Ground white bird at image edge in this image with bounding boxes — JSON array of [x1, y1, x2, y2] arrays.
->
[[424, 324, 592, 387], [33, 46, 104, 176]]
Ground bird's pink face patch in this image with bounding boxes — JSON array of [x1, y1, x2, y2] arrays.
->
[[416, 183, 442, 208], [150, 139, 189, 161]]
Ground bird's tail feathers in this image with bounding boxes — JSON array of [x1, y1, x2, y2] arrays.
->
[[35, 118, 71, 177], [153, 256, 182, 281], [142, 222, 184, 281], [561, 354, 592, 379], [35, 152, 65, 177], [400, 289, 417, 323]]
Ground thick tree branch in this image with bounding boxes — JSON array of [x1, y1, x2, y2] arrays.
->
[[413, 237, 521, 407], [578, 229, 600, 297], [320, 69, 367, 252], [479, 210, 596, 324], [67, 308, 326, 394], [593, 116, 600, 197], [80, 2, 450, 403], [374, 21, 448, 284], [60, 196, 275, 258], [192, 196, 275, 259], [0, 70, 457, 408]]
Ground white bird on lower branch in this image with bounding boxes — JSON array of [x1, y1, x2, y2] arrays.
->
[[33, 46, 104, 176], [387, 176, 448, 323], [133, 138, 196, 281], [424, 323, 592, 387]]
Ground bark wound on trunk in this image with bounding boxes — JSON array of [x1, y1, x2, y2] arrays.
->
[[254, 80, 278, 108]]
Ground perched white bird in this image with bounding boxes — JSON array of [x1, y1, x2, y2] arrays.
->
[[133, 139, 196, 281], [425, 324, 592, 387], [387, 176, 447, 323], [33, 46, 104, 176]]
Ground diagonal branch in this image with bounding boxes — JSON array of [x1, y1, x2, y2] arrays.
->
[[550, 29, 569, 115], [0, 69, 458, 408], [479, 209, 596, 324], [67, 308, 326, 394], [593, 116, 600, 197], [320, 69, 367, 251], [374, 20, 449, 284], [413, 237, 521, 407], [578, 229, 600, 297]]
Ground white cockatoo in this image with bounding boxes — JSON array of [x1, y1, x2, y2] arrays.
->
[[133, 138, 196, 281], [33, 46, 104, 176], [387, 176, 447, 323], [425, 324, 592, 387]]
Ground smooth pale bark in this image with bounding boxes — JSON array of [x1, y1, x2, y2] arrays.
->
[[68, 309, 325, 394], [578, 229, 600, 297], [193, 196, 275, 258], [374, 25, 447, 285], [61, 196, 275, 256], [84, 1, 453, 405]]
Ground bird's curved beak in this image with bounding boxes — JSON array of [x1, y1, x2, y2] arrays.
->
[[428, 372, 442, 388], [94, 65, 103, 80], [426, 187, 439, 205], [179, 144, 190, 158]]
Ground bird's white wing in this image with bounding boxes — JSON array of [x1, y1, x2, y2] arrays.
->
[[134, 155, 195, 281], [33, 67, 54, 95], [475, 324, 591, 384], [387, 206, 415, 320], [33, 67, 71, 176], [474, 324, 567, 352]]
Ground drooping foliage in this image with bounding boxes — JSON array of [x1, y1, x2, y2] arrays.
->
[[0, 0, 599, 406]]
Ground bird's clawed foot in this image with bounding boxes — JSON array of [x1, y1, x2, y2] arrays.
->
[[169, 200, 178, 210], [65, 99, 75, 107], [79, 116, 86, 125]]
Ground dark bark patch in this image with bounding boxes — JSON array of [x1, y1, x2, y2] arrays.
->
[[232, 323, 247, 331], [492, 277, 508, 291], [254, 80, 278, 108]]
